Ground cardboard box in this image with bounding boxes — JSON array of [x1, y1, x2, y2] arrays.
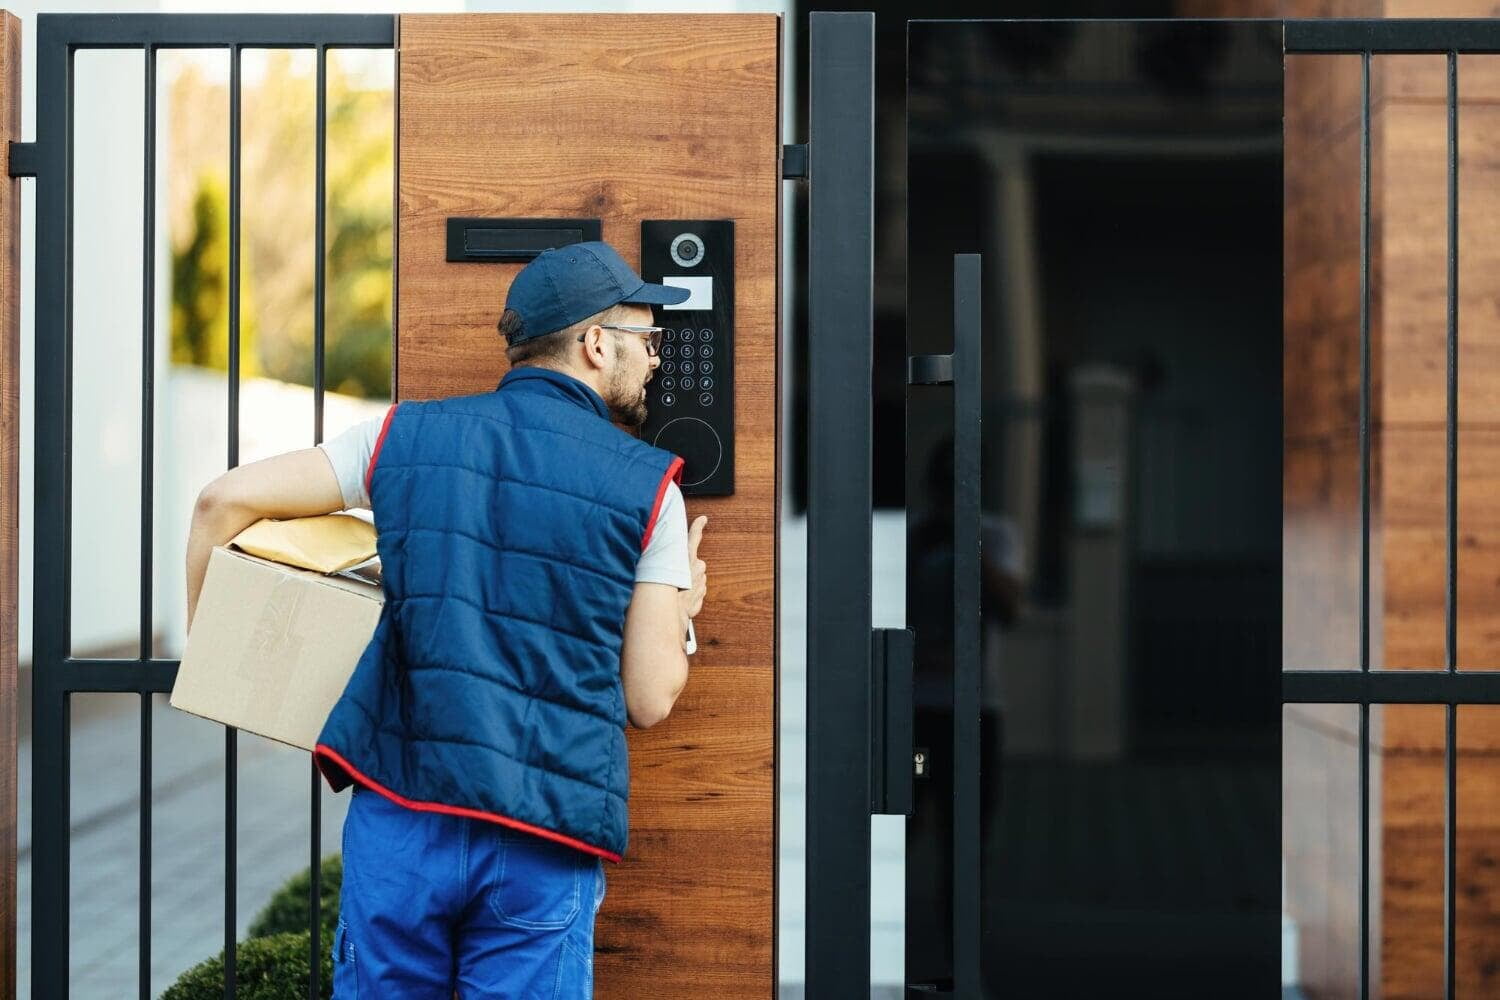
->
[[170, 519, 383, 751]]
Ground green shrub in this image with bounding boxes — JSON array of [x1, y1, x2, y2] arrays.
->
[[248, 854, 343, 943], [162, 856, 343, 999], [158, 931, 333, 1000]]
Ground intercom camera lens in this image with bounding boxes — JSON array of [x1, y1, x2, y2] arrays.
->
[[670, 232, 706, 269]]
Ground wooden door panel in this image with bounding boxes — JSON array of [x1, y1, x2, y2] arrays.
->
[[396, 15, 779, 996]]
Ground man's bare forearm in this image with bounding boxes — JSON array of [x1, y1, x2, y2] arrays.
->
[[185, 494, 261, 631]]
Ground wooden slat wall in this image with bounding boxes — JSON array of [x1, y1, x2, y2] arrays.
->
[[1184, 2, 1500, 995], [0, 13, 19, 1000], [395, 15, 779, 997], [1283, 44, 1373, 1000], [1367, 13, 1500, 992], [1198, 0, 1500, 994]]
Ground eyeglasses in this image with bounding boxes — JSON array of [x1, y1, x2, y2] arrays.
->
[[579, 324, 666, 357]]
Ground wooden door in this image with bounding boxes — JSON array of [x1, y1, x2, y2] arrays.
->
[[395, 15, 779, 997]]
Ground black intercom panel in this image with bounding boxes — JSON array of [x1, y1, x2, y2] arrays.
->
[[640, 220, 734, 495]]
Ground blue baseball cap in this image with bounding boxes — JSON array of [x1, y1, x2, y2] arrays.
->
[[501, 240, 690, 345]]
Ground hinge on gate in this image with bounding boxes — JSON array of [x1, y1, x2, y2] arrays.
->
[[782, 143, 808, 181], [8, 141, 36, 178], [871, 627, 915, 816], [908, 353, 954, 386]]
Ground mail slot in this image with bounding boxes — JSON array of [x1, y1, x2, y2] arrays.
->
[[444, 216, 602, 262]]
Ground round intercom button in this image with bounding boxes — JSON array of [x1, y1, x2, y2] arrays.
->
[[662, 345, 676, 359], [681, 361, 696, 376], [700, 345, 714, 359], [700, 361, 713, 375], [660, 392, 676, 407], [681, 345, 696, 360], [681, 329, 696, 343], [661, 361, 677, 375], [660, 377, 676, 391], [681, 377, 696, 391], [700, 328, 713, 341], [701, 377, 714, 390], [663, 328, 677, 342], [699, 393, 714, 407]]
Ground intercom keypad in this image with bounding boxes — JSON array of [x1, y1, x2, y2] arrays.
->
[[641, 220, 734, 495]]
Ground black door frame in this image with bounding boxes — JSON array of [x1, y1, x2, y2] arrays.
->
[[801, 14, 1500, 1000]]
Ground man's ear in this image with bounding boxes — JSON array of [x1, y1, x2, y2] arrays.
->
[[579, 325, 610, 371]]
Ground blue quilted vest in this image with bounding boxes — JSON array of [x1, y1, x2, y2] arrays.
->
[[314, 367, 683, 861]]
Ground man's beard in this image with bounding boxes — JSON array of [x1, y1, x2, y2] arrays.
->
[[607, 363, 648, 427]]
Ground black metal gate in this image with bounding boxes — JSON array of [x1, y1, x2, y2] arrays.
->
[[801, 14, 1500, 1000], [25, 14, 393, 998], [26, 9, 1500, 1000]]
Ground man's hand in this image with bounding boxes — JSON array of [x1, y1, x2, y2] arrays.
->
[[679, 515, 708, 629]]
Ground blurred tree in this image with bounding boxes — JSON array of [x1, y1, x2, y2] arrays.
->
[[245, 52, 393, 399], [170, 171, 258, 375], [169, 51, 393, 400]]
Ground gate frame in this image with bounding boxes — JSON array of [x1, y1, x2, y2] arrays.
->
[[26, 14, 394, 998], [799, 14, 1500, 1000]]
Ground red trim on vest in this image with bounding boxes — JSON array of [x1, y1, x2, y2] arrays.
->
[[364, 403, 399, 498], [313, 743, 622, 863], [641, 456, 685, 553]]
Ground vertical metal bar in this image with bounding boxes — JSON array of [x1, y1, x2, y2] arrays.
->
[[314, 44, 327, 445], [224, 41, 242, 1000], [32, 17, 74, 993], [1446, 50, 1459, 682], [309, 43, 329, 1000], [228, 43, 240, 472], [138, 40, 156, 1000], [138, 693, 151, 1000], [805, 11, 874, 999], [1444, 49, 1459, 1000], [951, 254, 982, 998], [1358, 48, 1372, 1000], [138, 43, 155, 666]]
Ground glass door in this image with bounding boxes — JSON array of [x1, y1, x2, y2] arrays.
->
[[904, 20, 1284, 997]]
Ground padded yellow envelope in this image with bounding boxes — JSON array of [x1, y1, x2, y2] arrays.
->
[[229, 514, 377, 575]]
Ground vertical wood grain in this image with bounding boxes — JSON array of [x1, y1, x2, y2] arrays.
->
[[396, 15, 779, 997], [0, 12, 20, 1000]]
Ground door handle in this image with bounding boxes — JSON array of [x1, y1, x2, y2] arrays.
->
[[906, 254, 982, 997]]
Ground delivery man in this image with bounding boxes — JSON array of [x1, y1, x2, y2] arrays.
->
[[185, 241, 708, 998]]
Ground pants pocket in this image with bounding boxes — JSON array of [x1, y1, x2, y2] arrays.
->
[[331, 917, 358, 999], [489, 834, 584, 931], [557, 936, 594, 1000]]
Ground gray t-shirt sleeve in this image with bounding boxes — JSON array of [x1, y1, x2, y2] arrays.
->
[[322, 411, 692, 588], [316, 411, 387, 511], [635, 480, 692, 589]]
